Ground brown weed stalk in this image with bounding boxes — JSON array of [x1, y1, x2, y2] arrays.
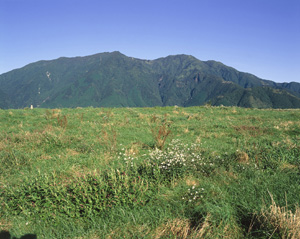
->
[[57, 115, 68, 128], [151, 119, 172, 150]]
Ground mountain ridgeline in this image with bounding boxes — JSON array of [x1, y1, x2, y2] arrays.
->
[[1, 51, 300, 109]]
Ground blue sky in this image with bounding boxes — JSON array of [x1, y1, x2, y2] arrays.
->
[[1, 0, 299, 82]]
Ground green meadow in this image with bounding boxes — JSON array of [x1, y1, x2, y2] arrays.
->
[[1, 106, 300, 238]]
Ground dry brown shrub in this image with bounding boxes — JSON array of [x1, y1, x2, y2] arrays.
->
[[45, 109, 61, 119], [66, 148, 80, 156], [154, 218, 191, 239], [259, 194, 300, 239], [233, 125, 264, 136], [279, 163, 298, 171], [195, 136, 201, 144], [187, 115, 194, 120], [0, 218, 12, 231], [57, 115, 68, 128], [193, 214, 211, 238], [235, 150, 250, 164], [280, 121, 294, 128], [125, 142, 140, 156], [153, 215, 219, 239], [151, 115, 172, 150], [185, 177, 198, 187], [181, 111, 189, 117], [138, 113, 145, 119]]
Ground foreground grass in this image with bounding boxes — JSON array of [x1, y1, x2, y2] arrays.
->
[[0, 106, 300, 238]]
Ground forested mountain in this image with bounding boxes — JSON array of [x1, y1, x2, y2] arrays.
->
[[1, 51, 300, 109]]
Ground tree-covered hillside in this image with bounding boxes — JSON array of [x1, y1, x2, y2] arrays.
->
[[1, 51, 300, 109]]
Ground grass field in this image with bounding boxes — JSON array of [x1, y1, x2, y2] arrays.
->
[[1, 106, 300, 238]]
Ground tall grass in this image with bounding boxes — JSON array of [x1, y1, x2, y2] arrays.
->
[[257, 193, 300, 239], [1, 106, 300, 238]]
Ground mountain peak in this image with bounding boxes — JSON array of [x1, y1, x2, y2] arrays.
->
[[0, 52, 299, 109]]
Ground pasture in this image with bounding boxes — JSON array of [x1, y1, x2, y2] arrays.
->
[[1, 106, 300, 238]]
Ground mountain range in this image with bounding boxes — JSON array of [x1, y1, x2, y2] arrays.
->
[[1, 51, 300, 109]]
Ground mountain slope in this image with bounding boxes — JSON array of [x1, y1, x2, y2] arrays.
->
[[0, 51, 300, 109], [0, 89, 10, 109]]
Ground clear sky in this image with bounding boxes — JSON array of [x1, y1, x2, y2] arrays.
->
[[1, 0, 299, 83]]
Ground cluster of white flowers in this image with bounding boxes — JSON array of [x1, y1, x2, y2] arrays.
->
[[117, 146, 138, 167], [235, 163, 247, 171], [117, 140, 217, 175], [146, 139, 204, 172], [182, 185, 205, 202]]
